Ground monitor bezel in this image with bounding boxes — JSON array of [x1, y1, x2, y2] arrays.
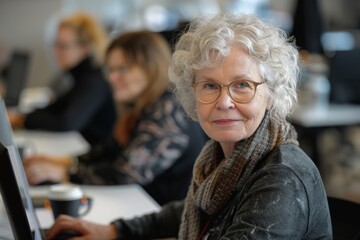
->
[[0, 142, 34, 239], [0, 98, 42, 240]]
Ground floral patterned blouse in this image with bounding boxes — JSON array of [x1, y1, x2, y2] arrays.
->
[[69, 91, 206, 204]]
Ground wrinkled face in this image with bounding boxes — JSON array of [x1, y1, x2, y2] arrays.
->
[[105, 48, 148, 103], [194, 46, 268, 146], [53, 27, 88, 70]]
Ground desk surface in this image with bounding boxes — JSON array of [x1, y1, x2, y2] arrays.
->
[[18, 87, 52, 114], [290, 104, 360, 128], [0, 184, 161, 238], [14, 130, 90, 156], [30, 184, 161, 229]]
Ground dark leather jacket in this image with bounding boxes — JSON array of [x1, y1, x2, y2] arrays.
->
[[112, 144, 332, 239]]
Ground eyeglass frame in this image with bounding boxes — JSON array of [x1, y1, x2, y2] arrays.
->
[[102, 65, 130, 77], [53, 41, 83, 51], [191, 79, 266, 104]]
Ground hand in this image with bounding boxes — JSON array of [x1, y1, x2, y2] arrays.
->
[[23, 155, 72, 167], [7, 109, 25, 129], [23, 155, 70, 185], [47, 215, 118, 240]]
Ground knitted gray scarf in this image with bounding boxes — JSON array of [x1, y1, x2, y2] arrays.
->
[[178, 112, 298, 239]]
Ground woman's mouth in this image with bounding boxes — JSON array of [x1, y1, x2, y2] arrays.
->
[[212, 119, 241, 126]]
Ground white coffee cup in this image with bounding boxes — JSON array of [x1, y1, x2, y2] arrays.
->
[[48, 184, 91, 219]]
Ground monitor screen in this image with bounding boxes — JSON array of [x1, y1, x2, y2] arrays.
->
[[0, 97, 42, 240], [3, 51, 30, 107], [327, 49, 360, 104]]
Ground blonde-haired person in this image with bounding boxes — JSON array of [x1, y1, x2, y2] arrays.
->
[[24, 30, 206, 206], [9, 12, 116, 145], [46, 13, 332, 240], [56, 11, 107, 66]]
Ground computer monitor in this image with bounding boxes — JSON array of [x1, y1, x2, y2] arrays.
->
[[3, 51, 30, 107], [0, 97, 42, 240], [327, 49, 360, 104]]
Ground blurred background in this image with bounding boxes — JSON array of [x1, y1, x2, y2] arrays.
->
[[1, 0, 359, 87], [1, 0, 360, 202]]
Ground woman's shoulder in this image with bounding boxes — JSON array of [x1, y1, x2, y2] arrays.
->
[[263, 144, 319, 178], [70, 58, 107, 83], [157, 90, 176, 102], [213, 144, 331, 239], [146, 91, 181, 113], [253, 143, 325, 199], [140, 91, 200, 132]]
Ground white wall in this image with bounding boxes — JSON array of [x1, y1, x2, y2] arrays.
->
[[0, 0, 61, 87]]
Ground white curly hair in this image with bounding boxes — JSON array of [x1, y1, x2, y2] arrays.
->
[[169, 13, 300, 122]]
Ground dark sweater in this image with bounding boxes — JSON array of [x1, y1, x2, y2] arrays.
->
[[24, 57, 116, 145], [112, 144, 332, 239]]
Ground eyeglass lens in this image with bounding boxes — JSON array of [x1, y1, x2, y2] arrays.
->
[[193, 80, 261, 103]]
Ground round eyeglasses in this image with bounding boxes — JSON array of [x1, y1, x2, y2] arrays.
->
[[102, 65, 130, 77], [192, 80, 266, 104]]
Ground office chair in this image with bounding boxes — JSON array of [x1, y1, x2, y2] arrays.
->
[[327, 196, 360, 239]]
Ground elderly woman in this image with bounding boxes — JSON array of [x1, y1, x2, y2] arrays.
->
[[47, 13, 332, 240]]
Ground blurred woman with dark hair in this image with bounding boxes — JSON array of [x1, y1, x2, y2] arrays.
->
[[23, 30, 206, 205]]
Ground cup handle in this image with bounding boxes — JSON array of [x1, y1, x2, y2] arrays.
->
[[79, 196, 92, 217]]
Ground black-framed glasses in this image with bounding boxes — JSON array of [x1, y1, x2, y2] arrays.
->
[[192, 80, 266, 104]]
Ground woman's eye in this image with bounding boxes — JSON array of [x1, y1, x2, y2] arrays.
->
[[234, 81, 252, 89], [203, 82, 219, 90], [117, 66, 129, 73]]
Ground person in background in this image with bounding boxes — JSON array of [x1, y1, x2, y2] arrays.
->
[[46, 13, 332, 240], [9, 12, 116, 145], [24, 30, 206, 206]]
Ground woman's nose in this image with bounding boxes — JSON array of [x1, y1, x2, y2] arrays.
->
[[107, 71, 123, 84], [215, 88, 235, 109]]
